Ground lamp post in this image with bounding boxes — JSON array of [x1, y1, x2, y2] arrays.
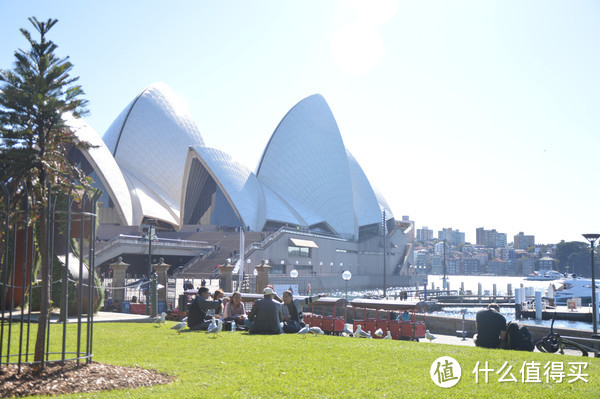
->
[[143, 219, 156, 315], [342, 270, 352, 302], [582, 233, 600, 336], [442, 239, 447, 290], [290, 269, 298, 294], [382, 210, 387, 298]]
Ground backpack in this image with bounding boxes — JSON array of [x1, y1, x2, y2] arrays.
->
[[518, 325, 535, 351], [506, 321, 534, 352]]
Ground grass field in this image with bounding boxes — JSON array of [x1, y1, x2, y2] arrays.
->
[[2, 321, 599, 398]]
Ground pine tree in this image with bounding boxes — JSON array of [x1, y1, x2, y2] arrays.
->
[[0, 17, 91, 365]]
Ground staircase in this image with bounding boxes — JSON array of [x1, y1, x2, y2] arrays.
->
[[175, 231, 263, 277]]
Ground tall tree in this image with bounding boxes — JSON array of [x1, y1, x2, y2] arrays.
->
[[0, 17, 90, 365], [555, 241, 589, 274]]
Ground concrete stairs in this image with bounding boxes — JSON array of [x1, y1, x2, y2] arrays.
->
[[176, 231, 264, 277]]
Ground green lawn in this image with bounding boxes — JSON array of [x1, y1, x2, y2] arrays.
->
[[2, 322, 598, 398]]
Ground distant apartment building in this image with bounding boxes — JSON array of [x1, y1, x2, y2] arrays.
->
[[504, 260, 517, 276], [431, 255, 443, 275], [463, 258, 480, 275], [489, 258, 506, 275], [514, 232, 535, 250], [538, 256, 557, 271], [461, 244, 474, 253], [417, 226, 434, 242], [438, 228, 466, 246], [521, 257, 536, 275], [476, 227, 486, 246], [434, 241, 448, 255], [415, 249, 430, 268], [472, 253, 489, 268], [476, 227, 507, 248], [494, 247, 512, 262], [447, 258, 461, 275]]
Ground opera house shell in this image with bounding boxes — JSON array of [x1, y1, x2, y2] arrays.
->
[[70, 83, 395, 241]]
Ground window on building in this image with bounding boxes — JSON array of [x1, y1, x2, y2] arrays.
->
[[288, 246, 310, 257]]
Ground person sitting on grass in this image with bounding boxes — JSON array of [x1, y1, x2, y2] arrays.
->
[[245, 287, 283, 334], [474, 303, 507, 349], [188, 287, 222, 331], [223, 292, 246, 328], [208, 288, 227, 318], [281, 290, 327, 333]]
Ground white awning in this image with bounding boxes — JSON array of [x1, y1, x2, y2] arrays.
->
[[289, 238, 319, 248]]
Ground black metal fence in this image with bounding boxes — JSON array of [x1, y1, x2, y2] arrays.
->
[[0, 184, 100, 371]]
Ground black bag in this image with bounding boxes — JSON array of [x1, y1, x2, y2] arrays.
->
[[283, 320, 301, 333], [518, 325, 535, 352], [506, 321, 534, 351]]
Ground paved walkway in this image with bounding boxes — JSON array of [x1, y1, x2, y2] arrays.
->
[[424, 332, 475, 347], [76, 311, 156, 323], [1, 311, 157, 324]]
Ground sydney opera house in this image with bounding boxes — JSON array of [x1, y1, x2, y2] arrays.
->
[[69, 83, 414, 289]]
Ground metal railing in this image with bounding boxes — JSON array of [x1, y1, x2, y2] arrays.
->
[[95, 234, 210, 258], [1, 183, 101, 372]]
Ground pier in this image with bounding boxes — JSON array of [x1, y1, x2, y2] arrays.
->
[[405, 291, 594, 323]]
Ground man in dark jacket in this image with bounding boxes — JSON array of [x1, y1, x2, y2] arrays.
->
[[246, 287, 283, 334], [188, 287, 222, 330], [474, 303, 507, 348]]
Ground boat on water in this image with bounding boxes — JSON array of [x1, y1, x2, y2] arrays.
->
[[553, 277, 600, 306], [525, 270, 564, 281]]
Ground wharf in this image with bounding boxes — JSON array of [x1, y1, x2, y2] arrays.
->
[[519, 306, 592, 322], [425, 294, 513, 305]]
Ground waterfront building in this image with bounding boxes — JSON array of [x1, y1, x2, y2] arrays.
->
[[520, 257, 536, 276], [463, 258, 480, 275], [504, 259, 517, 276], [447, 258, 461, 275], [66, 83, 413, 289], [489, 258, 506, 275], [538, 256, 557, 271]]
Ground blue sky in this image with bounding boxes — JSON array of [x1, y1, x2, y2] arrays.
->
[[1, 1, 599, 245]]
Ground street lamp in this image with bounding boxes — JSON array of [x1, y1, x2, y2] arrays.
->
[[143, 219, 156, 315], [582, 233, 600, 336], [290, 268, 298, 294], [342, 270, 352, 302]]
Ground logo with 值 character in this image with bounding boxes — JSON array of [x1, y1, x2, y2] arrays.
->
[[430, 356, 461, 388]]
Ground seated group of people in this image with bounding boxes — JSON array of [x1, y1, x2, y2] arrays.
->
[[187, 287, 247, 331], [187, 286, 325, 334]]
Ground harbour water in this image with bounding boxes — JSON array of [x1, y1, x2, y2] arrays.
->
[[335, 275, 596, 332]]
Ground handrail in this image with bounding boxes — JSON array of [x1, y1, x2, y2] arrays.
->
[[231, 226, 348, 264], [95, 234, 210, 257], [173, 242, 221, 277]]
